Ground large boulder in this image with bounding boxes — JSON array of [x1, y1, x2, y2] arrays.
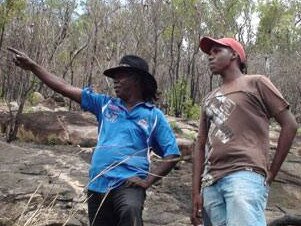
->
[[17, 111, 98, 147], [15, 112, 198, 154], [167, 116, 198, 159]]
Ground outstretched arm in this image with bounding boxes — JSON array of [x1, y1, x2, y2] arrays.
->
[[191, 112, 208, 226], [267, 109, 298, 184], [8, 47, 82, 104]]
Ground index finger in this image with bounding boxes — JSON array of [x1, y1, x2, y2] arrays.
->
[[7, 47, 22, 55]]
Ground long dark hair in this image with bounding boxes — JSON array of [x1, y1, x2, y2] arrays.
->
[[132, 72, 158, 103]]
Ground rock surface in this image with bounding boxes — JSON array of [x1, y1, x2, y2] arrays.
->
[[16, 111, 98, 147], [0, 129, 301, 226], [0, 139, 193, 226], [0, 110, 196, 156], [0, 108, 300, 225]]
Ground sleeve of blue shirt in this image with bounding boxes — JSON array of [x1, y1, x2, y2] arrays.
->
[[81, 87, 111, 122], [151, 109, 181, 158]]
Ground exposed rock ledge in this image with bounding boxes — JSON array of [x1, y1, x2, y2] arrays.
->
[[0, 111, 197, 159], [0, 109, 300, 225]]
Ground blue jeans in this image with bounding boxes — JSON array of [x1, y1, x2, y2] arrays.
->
[[203, 170, 269, 226], [88, 185, 146, 226]]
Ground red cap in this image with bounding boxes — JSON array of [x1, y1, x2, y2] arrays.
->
[[199, 37, 246, 63]]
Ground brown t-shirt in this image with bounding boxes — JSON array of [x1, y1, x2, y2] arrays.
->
[[201, 75, 289, 187]]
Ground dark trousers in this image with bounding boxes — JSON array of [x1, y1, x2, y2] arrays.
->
[[87, 186, 146, 226]]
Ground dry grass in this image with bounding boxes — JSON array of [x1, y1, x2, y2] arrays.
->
[[12, 147, 179, 226]]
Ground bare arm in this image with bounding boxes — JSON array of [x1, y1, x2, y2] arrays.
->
[[125, 154, 179, 188], [191, 112, 208, 225], [192, 112, 208, 198], [145, 154, 179, 186], [8, 47, 82, 103], [267, 109, 298, 184]]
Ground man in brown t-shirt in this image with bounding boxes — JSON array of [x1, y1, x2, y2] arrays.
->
[[191, 37, 298, 226]]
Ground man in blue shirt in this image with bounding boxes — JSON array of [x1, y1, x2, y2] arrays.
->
[[9, 48, 181, 226]]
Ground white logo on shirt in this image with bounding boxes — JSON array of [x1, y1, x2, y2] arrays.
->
[[137, 119, 149, 130], [205, 91, 236, 144]]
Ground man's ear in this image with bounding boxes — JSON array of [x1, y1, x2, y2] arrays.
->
[[231, 51, 239, 61]]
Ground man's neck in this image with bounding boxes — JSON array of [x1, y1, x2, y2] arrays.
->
[[124, 97, 144, 111], [220, 66, 243, 85]]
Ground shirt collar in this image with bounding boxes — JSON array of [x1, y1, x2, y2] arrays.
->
[[116, 98, 155, 109]]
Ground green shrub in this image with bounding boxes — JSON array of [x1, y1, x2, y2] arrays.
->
[[28, 91, 44, 106], [165, 79, 200, 120], [183, 99, 200, 120], [46, 135, 59, 146], [170, 121, 183, 134]]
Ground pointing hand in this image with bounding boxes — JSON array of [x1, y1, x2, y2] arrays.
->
[[7, 47, 36, 70]]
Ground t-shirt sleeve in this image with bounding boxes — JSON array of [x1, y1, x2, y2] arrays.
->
[[81, 87, 111, 120], [256, 76, 289, 118], [151, 110, 181, 158]]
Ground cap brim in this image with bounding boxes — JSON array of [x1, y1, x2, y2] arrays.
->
[[103, 66, 157, 90], [103, 66, 133, 78], [199, 37, 229, 54]]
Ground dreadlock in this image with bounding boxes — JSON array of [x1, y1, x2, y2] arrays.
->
[[131, 72, 158, 103]]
